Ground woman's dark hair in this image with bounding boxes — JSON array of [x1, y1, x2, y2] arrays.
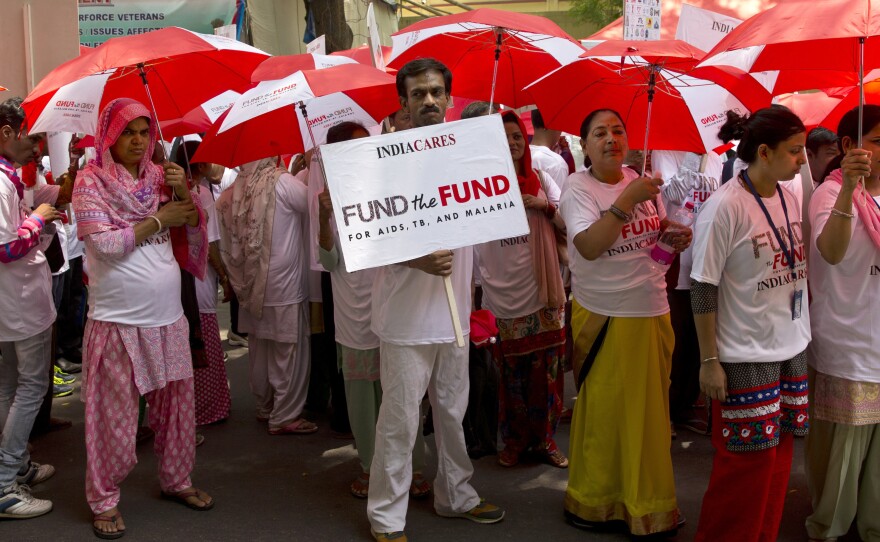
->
[[396, 58, 452, 98], [579, 109, 625, 140], [326, 121, 367, 144], [0, 97, 26, 134], [717, 105, 805, 163], [820, 104, 880, 179], [174, 140, 201, 173]]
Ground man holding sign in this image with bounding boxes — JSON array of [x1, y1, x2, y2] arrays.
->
[[366, 59, 505, 542]]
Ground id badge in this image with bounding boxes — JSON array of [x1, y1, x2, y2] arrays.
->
[[791, 289, 803, 320]]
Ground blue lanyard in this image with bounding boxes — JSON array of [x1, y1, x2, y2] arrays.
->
[[740, 170, 797, 283]]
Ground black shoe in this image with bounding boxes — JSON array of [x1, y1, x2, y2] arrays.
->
[[56, 357, 82, 374]]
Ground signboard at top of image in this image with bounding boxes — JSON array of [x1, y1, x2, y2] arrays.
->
[[623, 0, 662, 41], [77, 0, 236, 47]]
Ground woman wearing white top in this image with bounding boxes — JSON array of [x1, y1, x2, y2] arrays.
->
[[560, 109, 689, 536], [805, 105, 880, 542], [474, 110, 568, 469], [690, 106, 811, 542]]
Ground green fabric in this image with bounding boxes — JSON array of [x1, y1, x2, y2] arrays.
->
[[806, 417, 880, 541]]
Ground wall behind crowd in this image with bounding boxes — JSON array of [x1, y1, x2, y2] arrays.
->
[[3, 0, 80, 97]]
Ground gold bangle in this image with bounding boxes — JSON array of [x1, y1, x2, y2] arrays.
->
[[701, 356, 719, 364], [830, 208, 854, 219]]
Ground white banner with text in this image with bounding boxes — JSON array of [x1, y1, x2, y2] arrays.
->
[[321, 115, 529, 272]]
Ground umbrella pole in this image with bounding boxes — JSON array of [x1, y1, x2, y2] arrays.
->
[[136, 63, 170, 152], [640, 66, 657, 176], [488, 29, 503, 112], [859, 37, 865, 148], [297, 101, 331, 193]]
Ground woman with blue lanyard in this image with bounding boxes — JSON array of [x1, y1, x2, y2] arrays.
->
[[689, 106, 811, 542]]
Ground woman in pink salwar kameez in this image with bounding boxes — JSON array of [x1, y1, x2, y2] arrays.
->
[[73, 98, 212, 540]]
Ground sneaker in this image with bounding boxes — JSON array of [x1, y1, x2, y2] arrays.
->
[[0, 484, 53, 519], [16, 463, 56, 486], [371, 529, 407, 541], [55, 356, 82, 374], [437, 498, 505, 524], [53, 366, 75, 384], [52, 383, 73, 398], [227, 331, 249, 347]]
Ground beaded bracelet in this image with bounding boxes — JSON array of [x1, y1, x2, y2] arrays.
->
[[830, 208, 854, 219], [607, 205, 631, 222]]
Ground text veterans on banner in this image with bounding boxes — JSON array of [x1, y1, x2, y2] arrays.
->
[[321, 114, 529, 272]]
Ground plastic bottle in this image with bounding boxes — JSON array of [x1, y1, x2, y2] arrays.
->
[[650, 201, 695, 266]]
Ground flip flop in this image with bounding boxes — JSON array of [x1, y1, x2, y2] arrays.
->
[[161, 488, 214, 511], [409, 473, 432, 499], [93, 511, 125, 540], [350, 471, 369, 499], [268, 418, 318, 435]]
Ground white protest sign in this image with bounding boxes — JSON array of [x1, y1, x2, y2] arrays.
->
[[321, 114, 528, 272], [307, 35, 327, 55], [675, 4, 742, 52], [623, 0, 662, 40], [366, 3, 386, 71], [214, 24, 237, 40]]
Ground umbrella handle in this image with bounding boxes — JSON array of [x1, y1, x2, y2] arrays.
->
[[640, 66, 657, 176]]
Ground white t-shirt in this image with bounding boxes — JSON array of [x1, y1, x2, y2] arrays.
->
[[808, 182, 880, 383], [195, 180, 220, 313], [263, 173, 309, 306], [474, 169, 560, 319], [324, 240, 380, 350], [87, 227, 183, 327], [0, 171, 56, 341], [690, 180, 811, 363], [653, 150, 722, 289], [560, 167, 668, 317], [530, 145, 570, 192], [372, 246, 472, 345]]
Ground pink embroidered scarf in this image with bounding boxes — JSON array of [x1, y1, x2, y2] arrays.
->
[[73, 98, 207, 278], [827, 168, 880, 250]]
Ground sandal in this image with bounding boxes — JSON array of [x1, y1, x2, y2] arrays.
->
[[409, 472, 432, 499], [497, 448, 519, 468], [161, 487, 214, 511], [268, 418, 318, 435], [544, 449, 569, 468], [93, 510, 125, 540], [350, 471, 369, 499]]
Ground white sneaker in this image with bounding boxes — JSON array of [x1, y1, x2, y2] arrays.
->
[[0, 484, 53, 519], [17, 462, 56, 486], [227, 331, 249, 347]]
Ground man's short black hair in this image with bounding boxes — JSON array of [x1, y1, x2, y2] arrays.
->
[[531, 108, 546, 130], [460, 101, 497, 120], [395, 58, 452, 99], [0, 97, 26, 134], [806, 126, 838, 153], [327, 121, 367, 144]]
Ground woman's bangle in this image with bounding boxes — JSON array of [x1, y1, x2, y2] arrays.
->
[[146, 215, 163, 231], [607, 205, 631, 222], [701, 356, 719, 365], [830, 208, 854, 219]]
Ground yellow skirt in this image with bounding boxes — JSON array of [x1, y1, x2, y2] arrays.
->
[[564, 300, 679, 535]]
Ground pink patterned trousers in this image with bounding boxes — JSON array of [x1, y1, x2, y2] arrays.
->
[[83, 321, 195, 514]]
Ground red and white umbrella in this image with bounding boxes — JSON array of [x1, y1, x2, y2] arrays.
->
[[159, 90, 241, 140], [193, 63, 399, 168], [23, 27, 269, 138], [525, 57, 749, 155], [387, 8, 585, 109], [250, 53, 357, 82], [331, 44, 393, 69]]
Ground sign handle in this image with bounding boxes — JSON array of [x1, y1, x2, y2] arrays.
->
[[443, 275, 465, 348]]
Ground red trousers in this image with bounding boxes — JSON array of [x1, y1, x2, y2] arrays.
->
[[694, 400, 794, 542]]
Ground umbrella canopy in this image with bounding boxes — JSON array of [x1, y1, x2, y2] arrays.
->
[[777, 73, 880, 131], [525, 58, 749, 154], [23, 27, 269, 136], [387, 8, 585, 108], [250, 53, 357, 83], [331, 44, 393, 68], [582, 39, 706, 72], [193, 63, 399, 168], [159, 90, 241, 140]]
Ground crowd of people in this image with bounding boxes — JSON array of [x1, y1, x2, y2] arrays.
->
[[0, 53, 878, 542]]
